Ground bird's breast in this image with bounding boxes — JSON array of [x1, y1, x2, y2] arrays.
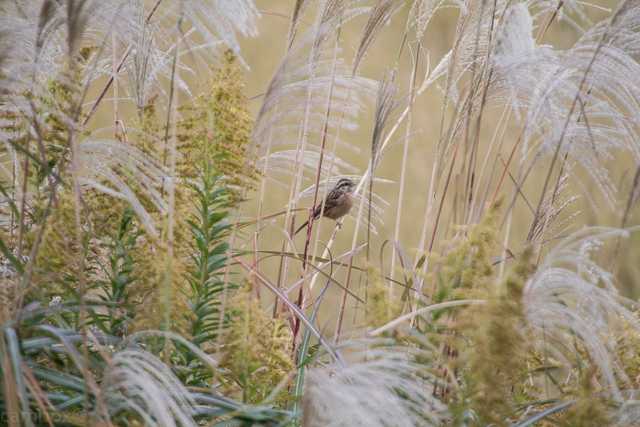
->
[[325, 193, 353, 219]]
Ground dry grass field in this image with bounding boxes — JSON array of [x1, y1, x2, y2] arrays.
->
[[1, 0, 640, 426]]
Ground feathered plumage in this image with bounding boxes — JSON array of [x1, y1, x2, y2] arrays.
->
[[295, 177, 355, 235]]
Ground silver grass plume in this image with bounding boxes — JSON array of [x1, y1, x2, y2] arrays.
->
[[252, 2, 377, 188], [125, 2, 169, 110], [532, 0, 597, 33], [492, 2, 640, 209], [366, 72, 397, 246], [167, 0, 259, 67], [77, 138, 168, 239], [407, 0, 447, 40], [1, 1, 66, 88], [523, 227, 640, 401], [493, 3, 535, 69], [121, 0, 259, 109], [288, 0, 311, 47], [441, 0, 503, 105], [527, 166, 580, 243], [0, 1, 139, 107], [352, 0, 403, 75], [103, 348, 197, 427], [257, 149, 358, 181], [312, 0, 349, 56], [371, 71, 398, 169], [65, 0, 100, 55], [302, 339, 447, 426], [0, 1, 139, 118]]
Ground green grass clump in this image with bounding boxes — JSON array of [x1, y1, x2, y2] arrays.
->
[[366, 265, 402, 329], [455, 248, 535, 425], [220, 283, 293, 404], [178, 50, 257, 202]]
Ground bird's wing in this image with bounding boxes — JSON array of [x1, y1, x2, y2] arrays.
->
[[313, 191, 336, 218], [297, 189, 341, 235]]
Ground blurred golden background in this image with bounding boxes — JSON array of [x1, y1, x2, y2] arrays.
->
[[90, 1, 639, 307], [232, 0, 640, 298]]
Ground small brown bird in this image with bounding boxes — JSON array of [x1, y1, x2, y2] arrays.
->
[[295, 178, 355, 235]]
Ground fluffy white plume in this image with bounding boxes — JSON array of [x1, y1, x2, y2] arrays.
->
[[102, 348, 197, 427], [493, 3, 535, 68], [168, 0, 259, 63], [303, 339, 447, 426], [523, 227, 640, 401], [77, 139, 168, 238], [252, 1, 377, 192], [492, 2, 640, 208], [408, 0, 448, 40]]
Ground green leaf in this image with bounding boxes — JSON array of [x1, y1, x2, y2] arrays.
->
[[4, 327, 35, 427]]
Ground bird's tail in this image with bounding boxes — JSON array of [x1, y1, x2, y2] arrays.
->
[[295, 206, 322, 236], [294, 220, 310, 236]]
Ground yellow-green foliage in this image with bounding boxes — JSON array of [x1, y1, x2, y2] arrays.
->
[[154, 189, 200, 334], [140, 51, 258, 331], [617, 317, 640, 389], [366, 265, 402, 329], [29, 76, 77, 237], [34, 189, 100, 303], [116, 52, 258, 335], [456, 248, 535, 425], [558, 367, 610, 427], [136, 51, 259, 333], [45, 74, 76, 134], [126, 96, 169, 222], [0, 240, 17, 323], [220, 284, 293, 404], [431, 201, 502, 301], [128, 240, 191, 334], [177, 50, 256, 200], [85, 190, 131, 239], [135, 95, 162, 157], [38, 70, 83, 180]]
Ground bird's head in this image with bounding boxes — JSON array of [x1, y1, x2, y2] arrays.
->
[[335, 177, 355, 193]]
